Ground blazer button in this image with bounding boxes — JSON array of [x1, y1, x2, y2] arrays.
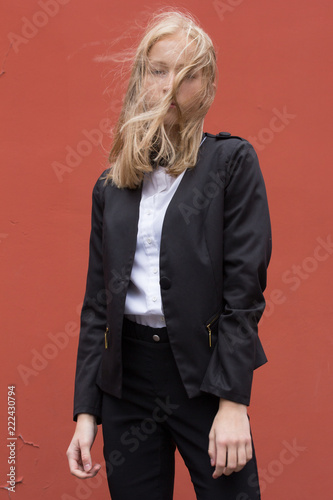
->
[[218, 131, 231, 137], [160, 276, 171, 290]]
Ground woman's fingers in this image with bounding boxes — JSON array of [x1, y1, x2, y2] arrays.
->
[[208, 399, 253, 478], [221, 445, 236, 476], [212, 439, 252, 477], [212, 441, 227, 478], [66, 416, 101, 479], [80, 440, 94, 472], [245, 438, 253, 462], [233, 443, 250, 473], [66, 441, 101, 478], [208, 429, 216, 467]]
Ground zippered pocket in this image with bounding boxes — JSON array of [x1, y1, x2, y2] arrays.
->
[[206, 313, 220, 348], [104, 326, 109, 349]]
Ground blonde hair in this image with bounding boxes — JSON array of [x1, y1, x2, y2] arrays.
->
[[102, 9, 217, 189]]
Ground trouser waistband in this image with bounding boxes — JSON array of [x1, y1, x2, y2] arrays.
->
[[122, 317, 169, 343]]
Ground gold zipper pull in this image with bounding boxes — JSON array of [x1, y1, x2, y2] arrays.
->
[[104, 327, 109, 349], [207, 324, 212, 347], [206, 313, 220, 348]]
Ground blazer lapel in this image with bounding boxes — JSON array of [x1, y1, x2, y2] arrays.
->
[[103, 183, 142, 281], [161, 134, 208, 238]]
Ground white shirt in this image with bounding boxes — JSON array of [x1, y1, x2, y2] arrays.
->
[[124, 136, 206, 328], [124, 165, 186, 327]]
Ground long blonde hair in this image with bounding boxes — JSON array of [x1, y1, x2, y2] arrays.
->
[[102, 10, 217, 189]]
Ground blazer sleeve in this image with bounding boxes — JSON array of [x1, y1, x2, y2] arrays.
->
[[200, 141, 272, 405], [72, 173, 107, 425]]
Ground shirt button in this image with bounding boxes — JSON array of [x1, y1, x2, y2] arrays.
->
[[147, 238, 152, 244], [152, 296, 157, 302], [146, 210, 151, 215], [153, 268, 158, 274]]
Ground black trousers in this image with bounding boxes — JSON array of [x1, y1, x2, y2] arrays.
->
[[101, 319, 261, 500]]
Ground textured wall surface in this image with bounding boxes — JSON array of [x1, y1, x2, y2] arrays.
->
[[0, 0, 332, 498]]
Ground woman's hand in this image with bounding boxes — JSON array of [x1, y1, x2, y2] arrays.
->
[[208, 398, 252, 479], [66, 413, 102, 479]]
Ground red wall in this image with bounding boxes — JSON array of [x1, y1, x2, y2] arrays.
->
[[1, 1, 332, 498]]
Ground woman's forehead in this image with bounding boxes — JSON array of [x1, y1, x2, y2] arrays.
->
[[148, 35, 197, 64]]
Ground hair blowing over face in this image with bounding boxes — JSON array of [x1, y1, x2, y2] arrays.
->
[[102, 10, 217, 189]]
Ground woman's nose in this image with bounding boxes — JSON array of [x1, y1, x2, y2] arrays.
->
[[163, 71, 175, 91]]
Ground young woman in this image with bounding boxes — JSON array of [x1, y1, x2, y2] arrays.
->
[[66, 10, 272, 500]]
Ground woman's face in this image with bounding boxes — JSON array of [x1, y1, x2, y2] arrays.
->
[[143, 34, 204, 128]]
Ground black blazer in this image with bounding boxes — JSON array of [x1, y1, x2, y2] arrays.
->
[[73, 132, 272, 425]]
